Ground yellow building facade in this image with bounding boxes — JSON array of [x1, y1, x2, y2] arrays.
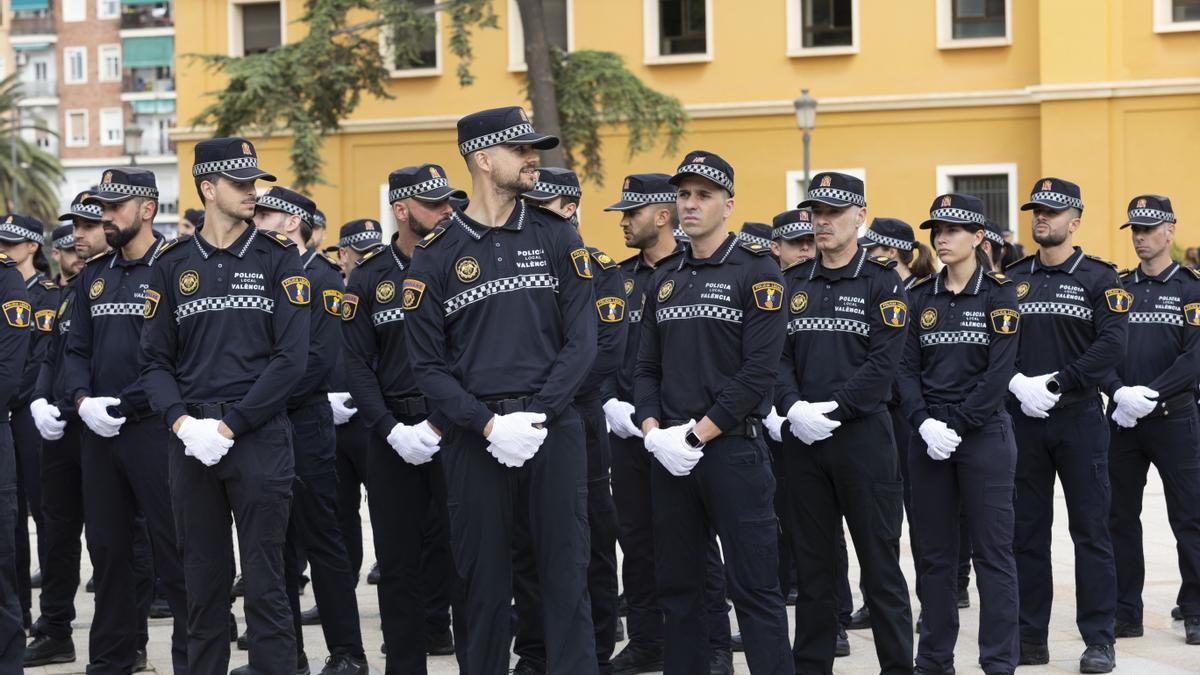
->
[[172, 0, 1200, 266]]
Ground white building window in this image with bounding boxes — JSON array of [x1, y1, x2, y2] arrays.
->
[[935, 163, 1019, 240], [229, 0, 285, 57], [100, 108, 124, 146], [97, 0, 119, 19], [786, 0, 859, 57], [65, 110, 89, 148], [381, 0, 442, 78], [644, 0, 713, 65], [785, 168, 866, 213], [99, 45, 121, 82], [64, 48, 88, 85], [1154, 0, 1200, 32], [63, 0, 87, 22], [507, 0, 573, 72], [936, 0, 1011, 49]]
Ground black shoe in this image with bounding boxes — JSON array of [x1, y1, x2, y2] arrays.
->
[[615, 616, 625, 642], [86, 576, 95, 593], [835, 626, 850, 657], [1114, 619, 1143, 638], [426, 627, 454, 656], [298, 651, 311, 675], [956, 587, 970, 609], [1018, 642, 1048, 665], [148, 595, 173, 619], [23, 634, 75, 666], [915, 610, 923, 635], [730, 631, 744, 652], [237, 629, 249, 651], [231, 574, 245, 598], [786, 588, 798, 605], [229, 613, 238, 642], [984, 672, 1014, 675], [367, 562, 380, 585], [1186, 616, 1200, 645], [1172, 605, 1184, 620], [611, 642, 663, 675], [847, 605, 871, 630], [709, 648, 733, 675], [300, 605, 321, 626], [618, 592, 628, 617], [511, 658, 546, 674], [1079, 643, 1115, 673], [132, 648, 149, 672], [913, 667, 955, 675], [381, 642, 386, 655], [30, 569, 42, 589], [319, 654, 367, 675], [299, 574, 310, 595]]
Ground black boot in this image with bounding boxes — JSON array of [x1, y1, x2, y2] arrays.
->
[[300, 605, 321, 626], [835, 625, 850, 657], [23, 634, 76, 666], [847, 605, 871, 629], [611, 642, 663, 675], [426, 627, 455, 656], [1079, 644, 1115, 674]]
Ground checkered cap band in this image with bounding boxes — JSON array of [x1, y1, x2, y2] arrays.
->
[[807, 186, 866, 207], [1130, 311, 1183, 327], [372, 308, 406, 326], [192, 156, 260, 177], [929, 207, 986, 225], [984, 228, 1005, 246], [1128, 208, 1175, 223], [919, 330, 990, 348], [90, 302, 144, 317], [338, 231, 382, 248], [774, 222, 813, 239], [175, 295, 275, 322], [443, 273, 558, 316], [458, 122, 536, 155], [529, 181, 581, 198], [862, 228, 912, 251], [676, 164, 733, 193], [1029, 191, 1084, 210], [738, 232, 771, 248], [256, 195, 310, 224], [656, 303, 743, 324], [99, 182, 158, 199], [54, 234, 75, 249], [620, 191, 677, 204], [390, 177, 450, 202], [0, 223, 44, 244], [1018, 301, 1092, 322], [71, 202, 103, 218], [786, 316, 870, 337], [628, 308, 642, 324]]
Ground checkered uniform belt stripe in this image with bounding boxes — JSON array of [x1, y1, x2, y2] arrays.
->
[[175, 295, 275, 322], [929, 207, 986, 225], [90, 302, 144, 317], [656, 303, 744, 324], [99, 182, 159, 199], [807, 186, 866, 207], [389, 177, 450, 202], [54, 235, 75, 249], [787, 316, 870, 336], [862, 228, 912, 251], [530, 181, 581, 198], [1018, 301, 1093, 321], [1130, 311, 1184, 327], [676, 164, 734, 193], [338, 231, 382, 247], [0, 223, 44, 244], [628, 309, 642, 324], [71, 203, 103, 217], [372, 308, 406, 326], [774, 222, 812, 239], [738, 232, 771, 248], [1030, 191, 1084, 210], [458, 123, 536, 155], [192, 156, 261, 177], [256, 195, 310, 223], [443, 273, 558, 316], [620, 191, 677, 204], [919, 330, 990, 348], [1128, 208, 1176, 223], [57, 319, 71, 334]]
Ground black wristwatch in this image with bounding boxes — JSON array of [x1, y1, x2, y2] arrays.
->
[[1045, 376, 1061, 394], [685, 431, 705, 449]]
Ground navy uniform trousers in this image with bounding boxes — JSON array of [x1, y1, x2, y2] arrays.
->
[[1011, 397, 1117, 646], [31, 416, 84, 643], [333, 416, 369, 580], [1108, 404, 1200, 623], [0, 421, 24, 672], [909, 411, 1018, 674], [13, 405, 40, 624]]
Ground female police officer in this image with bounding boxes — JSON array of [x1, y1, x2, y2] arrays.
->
[[898, 193, 1020, 675]]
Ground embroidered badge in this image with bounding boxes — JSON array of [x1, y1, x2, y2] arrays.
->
[[657, 279, 674, 303], [1104, 288, 1132, 313], [990, 308, 1019, 335], [35, 309, 54, 332], [322, 289, 343, 317], [402, 279, 425, 310], [753, 281, 784, 311], [456, 256, 480, 283], [1016, 281, 1030, 300], [624, 278, 634, 296], [376, 280, 395, 304], [790, 291, 808, 314], [3, 300, 31, 328], [920, 307, 938, 330], [571, 248, 592, 279], [596, 296, 626, 323], [143, 289, 161, 319], [179, 270, 199, 296], [282, 276, 311, 305], [341, 293, 359, 321], [89, 278, 105, 300], [880, 299, 908, 328]]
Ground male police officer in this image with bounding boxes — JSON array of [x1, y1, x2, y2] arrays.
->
[[0, 246, 31, 672], [634, 150, 793, 674], [1104, 195, 1200, 646], [310, 209, 327, 251], [777, 172, 913, 674], [179, 208, 204, 238], [141, 137, 310, 675], [771, 209, 815, 270], [337, 218, 384, 277], [343, 163, 467, 673], [404, 106, 598, 674], [253, 186, 368, 674], [64, 169, 190, 674], [1005, 178, 1125, 673]]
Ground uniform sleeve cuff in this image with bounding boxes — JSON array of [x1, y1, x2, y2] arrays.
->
[[165, 403, 188, 429], [470, 406, 494, 436], [910, 408, 931, 429], [827, 394, 849, 422], [222, 410, 251, 438], [777, 393, 800, 417], [1056, 371, 1078, 393], [704, 404, 738, 433], [634, 405, 661, 428], [373, 414, 400, 441]]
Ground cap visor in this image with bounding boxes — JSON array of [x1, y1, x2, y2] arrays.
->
[[857, 235, 876, 247], [220, 168, 277, 182], [58, 208, 102, 222], [919, 217, 981, 230], [504, 133, 559, 151], [1120, 217, 1166, 229], [603, 200, 643, 212], [1020, 199, 1070, 211], [521, 190, 557, 202], [412, 186, 468, 203], [797, 196, 853, 209], [349, 241, 382, 252], [0, 231, 29, 243], [82, 192, 134, 205]]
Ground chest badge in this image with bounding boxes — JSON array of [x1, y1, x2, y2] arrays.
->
[[282, 276, 311, 305], [920, 308, 938, 330], [790, 291, 808, 314], [402, 279, 425, 310], [3, 300, 31, 328], [571, 248, 592, 279], [1185, 303, 1200, 327], [624, 278, 634, 297], [1016, 281, 1030, 300], [376, 280, 395, 304], [89, 278, 105, 300], [753, 281, 784, 311], [990, 308, 1019, 335], [322, 289, 343, 317], [597, 296, 625, 323], [1105, 288, 1132, 313], [35, 309, 55, 332], [179, 270, 199, 296], [880, 299, 908, 328], [657, 279, 674, 303], [143, 289, 161, 319], [455, 256, 480, 284], [340, 293, 359, 321]]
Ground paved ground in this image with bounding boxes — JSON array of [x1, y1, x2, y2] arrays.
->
[[23, 467, 1199, 674]]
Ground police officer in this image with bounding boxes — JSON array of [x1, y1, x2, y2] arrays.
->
[[1103, 195, 1200, 646], [770, 209, 815, 270], [179, 207, 204, 238], [404, 106, 598, 675], [310, 209, 327, 251], [1004, 177, 1124, 673], [252, 186, 368, 674], [777, 171, 913, 674], [140, 137, 310, 675], [0, 246, 31, 672], [898, 193, 1020, 675], [634, 150, 793, 674], [336, 218, 384, 277]]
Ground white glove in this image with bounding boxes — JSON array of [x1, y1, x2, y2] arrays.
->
[[387, 421, 440, 466], [644, 420, 704, 477], [30, 398, 66, 441], [603, 399, 643, 439], [1008, 372, 1061, 418], [485, 412, 548, 468], [78, 396, 126, 438], [1111, 405, 1139, 429], [1112, 386, 1159, 421], [176, 417, 234, 467], [785, 401, 842, 445], [918, 418, 962, 461], [327, 392, 356, 425], [764, 407, 785, 443]]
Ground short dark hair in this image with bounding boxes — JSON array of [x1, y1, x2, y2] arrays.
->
[[298, 218, 313, 244], [194, 173, 221, 204]]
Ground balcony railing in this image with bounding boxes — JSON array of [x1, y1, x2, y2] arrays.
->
[[11, 11, 56, 36], [122, 74, 175, 94], [19, 80, 57, 99], [121, 5, 173, 30]]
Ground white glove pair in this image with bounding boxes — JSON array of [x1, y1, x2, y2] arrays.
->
[[603, 399, 643, 439], [327, 392, 356, 425], [763, 407, 785, 443], [1111, 385, 1159, 429], [786, 401, 841, 445], [30, 398, 66, 441], [78, 396, 126, 437], [177, 417, 234, 467], [644, 420, 703, 477], [918, 418, 962, 461], [1008, 372, 1061, 418], [387, 420, 441, 465], [486, 412, 548, 468]]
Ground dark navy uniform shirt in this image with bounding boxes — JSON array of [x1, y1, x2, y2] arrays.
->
[[140, 226, 310, 435], [576, 246, 627, 403], [64, 236, 167, 415], [1102, 262, 1200, 399], [615, 243, 684, 402], [634, 233, 785, 430], [404, 201, 597, 434], [775, 246, 909, 422], [1004, 247, 1128, 392], [286, 247, 343, 410], [14, 273, 58, 408], [0, 254, 31, 407], [33, 275, 78, 409], [898, 265, 1020, 435]]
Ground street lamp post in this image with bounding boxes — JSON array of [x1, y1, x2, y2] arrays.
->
[[793, 89, 817, 199], [124, 124, 144, 167]]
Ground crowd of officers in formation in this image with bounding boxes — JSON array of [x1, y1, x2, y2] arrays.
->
[[0, 103, 1198, 675]]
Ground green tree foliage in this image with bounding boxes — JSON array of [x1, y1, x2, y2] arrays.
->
[[0, 74, 65, 226]]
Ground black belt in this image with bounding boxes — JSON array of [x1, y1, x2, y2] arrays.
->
[[663, 417, 761, 440], [1140, 391, 1196, 420], [1052, 387, 1099, 410], [385, 395, 430, 417], [925, 403, 1002, 423], [287, 392, 328, 412], [186, 401, 240, 420], [482, 396, 536, 415], [113, 401, 154, 423]]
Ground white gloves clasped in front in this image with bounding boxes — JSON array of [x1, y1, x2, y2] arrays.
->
[[918, 418, 962, 461], [78, 396, 126, 437], [177, 417, 234, 467], [1111, 385, 1159, 429], [786, 401, 841, 445], [486, 412, 548, 468], [1008, 372, 1061, 418], [387, 420, 441, 465], [763, 407, 785, 443], [644, 420, 703, 477], [328, 392, 356, 425], [603, 399, 643, 439], [30, 398, 66, 441]]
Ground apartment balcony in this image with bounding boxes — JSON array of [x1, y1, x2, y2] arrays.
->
[[122, 73, 175, 95], [121, 2, 173, 31], [11, 11, 55, 36], [19, 80, 57, 99]]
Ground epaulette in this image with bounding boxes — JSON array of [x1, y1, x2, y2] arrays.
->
[[1004, 253, 1034, 270], [588, 248, 618, 270], [985, 270, 1012, 285], [618, 252, 640, 269], [1085, 254, 1118, 269], [738, 240, 770, 255], [85, 249, 117, 265], [657, 247, 685, 265], [1187, 266, 1200, 280], [39, 279, 57, 290], [153, 236, 187, 260], [1119, 268, 1134, 278], [908, 274, 934, 289], [0, 252, 13, 267], [866, 255, 897, 269], [316, 251, 341, 271], [358, 245, 386, 264], [416, 224, 447, 249], [261, 229, 296, 248]]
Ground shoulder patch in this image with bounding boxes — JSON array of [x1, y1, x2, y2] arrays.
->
[[589, 248, 617, 270], [570, 248, 593, 279], [34, 308, 55, 332], [153, 236, 188, 260], [3, 300, 31, 328], [1086, 254, 1118, 269], [340, 293, 359, 321], [909, 274, 934, 289], [1004, 253, 1034, 270], [39, 279, 57, 290], [867, 255, 898, 269], [262, 229, 296, 248], [282, 275, 311, 304], [985, 270, 1012, 285], [739, 240, 770, 255], [322, 289, 343, 316], [416, 224, 447, 249]]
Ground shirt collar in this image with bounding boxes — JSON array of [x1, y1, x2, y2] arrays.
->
[[111, 233, 166, 269], [389, 238, 409, 271], [810, 246, 868, 281], [932, 263, 986, 296], [25, 272, 43, 289], [634, 242, 685, 274], [1030, 246, 1085, 275], [677, 233, 738, 270], [1132, 261, 1181, 284], [193, 224, 258, 260], [453, 201, 527, 240]]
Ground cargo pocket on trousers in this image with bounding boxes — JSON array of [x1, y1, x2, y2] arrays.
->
[[734, 516, 779, 590], [984, 483, 1015, 534], [873, 481, 904, 542]]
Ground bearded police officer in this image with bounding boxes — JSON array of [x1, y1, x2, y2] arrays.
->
[[0, 247, 31, 672]]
